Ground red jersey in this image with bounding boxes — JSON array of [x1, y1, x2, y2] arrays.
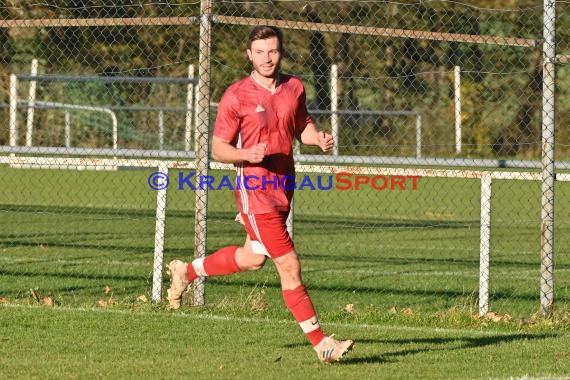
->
[[213, 73, 313, 214]]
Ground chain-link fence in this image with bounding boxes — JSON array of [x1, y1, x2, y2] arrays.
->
[[1, 1, 569, 320]]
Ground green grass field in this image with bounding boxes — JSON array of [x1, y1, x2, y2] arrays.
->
[[1, 164, 570, 379], [1, 305, 569, 379]]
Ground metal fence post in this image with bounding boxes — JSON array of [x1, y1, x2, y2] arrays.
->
[[540, 0, 556, 316], [65, 112, 71, 148], [454, 65, 462, 155], [415, 113, 422, 159], [152, 161, 169, 303], [192, 0, 213, 306], [186, 64, 195, 152], [9, 74, 18, 154], [331, 63, 339, 156], [479, 174, 492, 316], [158, 110, 164, 150], [25, 58, 38, 147]]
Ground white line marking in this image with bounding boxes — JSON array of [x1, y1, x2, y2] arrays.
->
[[3, 304, 563, 337]]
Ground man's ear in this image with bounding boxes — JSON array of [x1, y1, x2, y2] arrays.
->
[[246, 49, 253, 61]]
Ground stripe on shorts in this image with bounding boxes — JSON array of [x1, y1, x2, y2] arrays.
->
[[247, 214, 264, 244], [247, 214, 270, 256]]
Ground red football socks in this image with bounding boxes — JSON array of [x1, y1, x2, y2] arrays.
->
[[186, 246, 241, 282], [185, 250, 325, 346], [282, 285, 326, 346]]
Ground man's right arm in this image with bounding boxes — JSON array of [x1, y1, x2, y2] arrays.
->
[[211, 136, 266, 164]]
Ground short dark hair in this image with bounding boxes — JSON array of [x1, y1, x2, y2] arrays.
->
[[247, 25, 283, 52]]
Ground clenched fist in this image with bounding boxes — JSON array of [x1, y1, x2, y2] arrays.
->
[[318, 131, 334, 152], [244, 143, 267, 163]]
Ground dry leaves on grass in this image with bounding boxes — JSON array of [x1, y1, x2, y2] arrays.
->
[[30, 288, 41, 303], [29, 288, 55, 306], [344, 303, 355, 313], [43, 296, 54, 307], [0, 296, 8, 304], [97, 286, 117, 307], [388, 306, 414, 316], [472, 311, 512, 322], [98, 298, 116, 307], [487, 312, 512, 322]]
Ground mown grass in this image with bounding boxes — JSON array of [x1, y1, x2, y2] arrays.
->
[[1, 164, 570, 378], [1, 304, 569, 379]]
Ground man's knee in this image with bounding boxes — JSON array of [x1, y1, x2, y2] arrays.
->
[[273, 251, 302, 290], [245, 255, 267, 271], [274, 251, 301, 275], [236, 246, 267, 271]]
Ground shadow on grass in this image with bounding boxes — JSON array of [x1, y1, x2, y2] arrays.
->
[[0, 268, 147, 282], [207, 277, 570, 303], [337, 333, 557, 365]]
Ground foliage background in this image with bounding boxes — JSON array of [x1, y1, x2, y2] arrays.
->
[[0, 1, 568, 159]]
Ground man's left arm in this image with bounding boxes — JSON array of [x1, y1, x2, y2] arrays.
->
[[300, 122, 334, 152]]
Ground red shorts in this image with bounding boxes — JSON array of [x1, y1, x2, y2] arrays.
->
[[240, 211, 294, 258]]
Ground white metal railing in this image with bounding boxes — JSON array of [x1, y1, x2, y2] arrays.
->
[[20, 100, 118, 150], [2, 153, 566, 312], [9, 63, 198, 152]]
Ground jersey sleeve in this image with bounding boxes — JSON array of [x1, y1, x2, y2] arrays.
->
[[213, 89, 240, 143], [294, 80, 313, 136]]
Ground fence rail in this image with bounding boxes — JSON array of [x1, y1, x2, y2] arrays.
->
[[1, 1, 568, 318]]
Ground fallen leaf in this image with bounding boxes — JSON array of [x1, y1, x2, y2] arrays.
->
[[136, 295, 148, 303], [43, 296, 54, 307], [555, 351, 570, 359], [388, 306, 398, 314], [98, 299, 107, 307], [485, 311, 512, 322], [0, 296, 8, 304], [104, 286, 112, 294], [107, 298, 116, 305], [402, 308, 413, 316], [344, 303, 355, 313]]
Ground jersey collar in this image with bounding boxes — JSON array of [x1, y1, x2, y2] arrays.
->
[[250, 71, 280, 94]]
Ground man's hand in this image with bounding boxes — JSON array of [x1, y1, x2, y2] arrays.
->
[[244, 143, 267, 163], [212, 136, 267, 164], [317, 131, 334, 152]]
